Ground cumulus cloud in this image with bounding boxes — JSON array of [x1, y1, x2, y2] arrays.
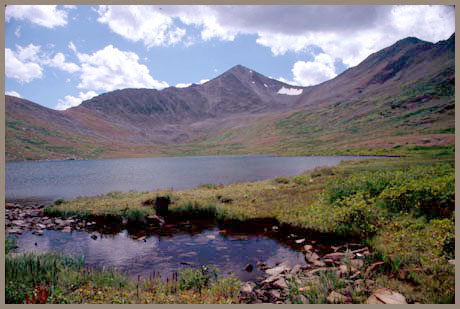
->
[[6, 90, 21, 98], [68, 41, 77, 53], [14, 26, 21, 38], [56, 90, 98, 110], [94, 5, 454, 69], [5, 5, 70, 28], [5, 45, 43, 83], [76, 45, 168, 92], [48, 53, 80, 73], [292, 53, 337, 86], [96, 5, 186, 48]]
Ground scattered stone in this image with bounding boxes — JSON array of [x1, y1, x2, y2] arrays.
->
[[136, 236, 146, 241], [272, 226, 278, 230], [265, 264, 290, 276], [295, 238, 305, 244], [350, 271, 361, 279], [327, 291, 350, 304], [339, 264, 349, 275], [290, 264, 302, 275], [269, 289, 281, 300], [351, 259, 364, 271], [241, 281, 256, 294], [303, 244, 313, 252], [307, 267, 338, 276], [272, 278, 288, 289], [298, 286, 311, 292], [324, 252, 345, 260], [448, 259, 455, 265], [365, 261, 384, 278], [331, 245, 342, 252], [351, 247, 368, 254], [206, 235, 216, 240], [245, 264, 254, 272], [366, 288, 407, 304], [33, 230, 44, 236], [62, 226, 72, 233], [298, 294, 309, 304], [90, 234, 98, 240]]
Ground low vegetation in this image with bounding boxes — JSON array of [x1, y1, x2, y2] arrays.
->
[[5, 252, 240, 304], [11, 146, 454, 303]]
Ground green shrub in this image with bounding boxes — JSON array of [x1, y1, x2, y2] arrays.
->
[[178, 266, 218, 292], [379, 174, 454, 218]]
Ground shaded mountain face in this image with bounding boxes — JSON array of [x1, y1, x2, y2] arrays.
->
[[5, 34, 454, 161], [75, 64, 304, 128]]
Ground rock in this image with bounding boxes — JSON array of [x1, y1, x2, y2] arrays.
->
[[366, 288, 407, 304], [269, 289, 281, 300], [295, 238, 305, 244], [6, 203, 15, 209], [8, 227, 23, 234], [351, 247, 368, 254], [90, 234, 98, 240], [263, 274, 283, 284], [331, 245, 342, 252], [33, 230, 44, 236], [62, 226, 72, 233], [350, 271, 361, 279], [298, 286, 311, 292], [305, 252, 320, 262], [273, 278, 288, 289], [136, 236, 146, 241], [290, 264, 302, 275], [365, 261, 384, 278], [324, 252, 345, 260], [206, 235, 216, 240], [299, 294, 309, 304], [272, 226, 278, 230], [241, 281, 256, 294], [245, 264, 253, 272], [146, 215, 164, 226], [303, 244, 313, 252], [448, 259, 455, 265], [36, 223, 47, 229], [12, 220, 26, 226], [265, 263, 290, 276], [154, 196, 170, 215], [327, 291, 350, 304], [351, 259, 364, 271], [339, 264, 349, 275], [307, 267, 338, 276]]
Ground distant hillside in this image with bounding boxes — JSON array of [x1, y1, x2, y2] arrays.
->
[[5, 34, 454, 161]]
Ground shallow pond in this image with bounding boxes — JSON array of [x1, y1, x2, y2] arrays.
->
[[13, 218, 349, 282]]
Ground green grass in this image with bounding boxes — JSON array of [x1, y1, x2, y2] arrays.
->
[[5, 252, 240, 304]]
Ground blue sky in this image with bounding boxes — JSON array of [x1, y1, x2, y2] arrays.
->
[[5, 5, 455, 110]]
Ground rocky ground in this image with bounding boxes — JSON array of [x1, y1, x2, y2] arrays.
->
[[239, 241, 407, 304], [5, 202, 98, 236], [6, 201, 408, 304]]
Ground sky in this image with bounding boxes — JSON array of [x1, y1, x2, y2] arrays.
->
[[5, 5, 455, 110]]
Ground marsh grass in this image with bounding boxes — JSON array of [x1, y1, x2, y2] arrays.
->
[[5, 251, 240, 304]]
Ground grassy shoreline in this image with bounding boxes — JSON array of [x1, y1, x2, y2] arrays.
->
[[6, 147, 455, 303]]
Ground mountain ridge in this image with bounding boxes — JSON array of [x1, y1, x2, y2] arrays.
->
[[6, 34, 454, 161]]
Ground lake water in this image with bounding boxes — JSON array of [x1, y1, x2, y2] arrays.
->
[[6, 154, 375, 201]]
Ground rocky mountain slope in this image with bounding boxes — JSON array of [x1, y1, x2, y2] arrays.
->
[[5, 34, 454, 161]]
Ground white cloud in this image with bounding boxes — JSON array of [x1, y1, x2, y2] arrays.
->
[[76, 45, 168, 92], [198, 79, 209, 84], [48, 53, 80, 73], [68, 41, 77, 53], [14, 26, 21, 38], [5, 5, 69, 28], [175, 83, 192, 88], [292, 53, 337, 86], [6, 90, 21, 98], [94, 5, 453, 71], [96, 5, 186, 48], [5, 45, 43, 83], [277, 87, 303, 95], [56, 90, 98, 110]]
